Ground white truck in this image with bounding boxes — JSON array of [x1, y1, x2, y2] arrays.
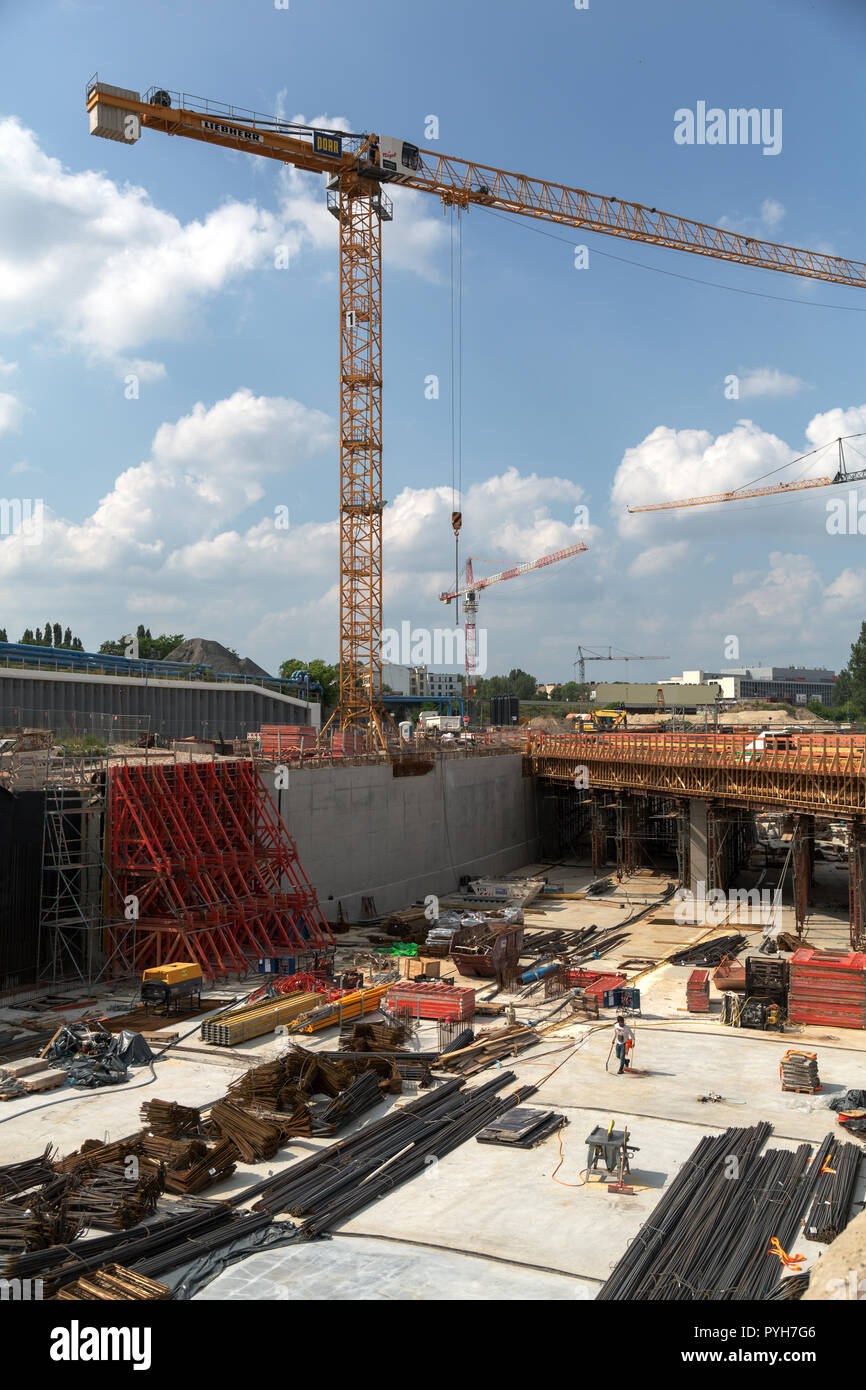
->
[[418, 713, 462, 735]]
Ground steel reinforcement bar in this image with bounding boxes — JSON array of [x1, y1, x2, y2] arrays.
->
[[526, 732, 866, 816]]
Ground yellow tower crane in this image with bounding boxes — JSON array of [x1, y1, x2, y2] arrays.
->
[[86, 79, 866, 746]]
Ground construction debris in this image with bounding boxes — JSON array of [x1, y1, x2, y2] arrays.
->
[[437, 1023, 540, 1076]]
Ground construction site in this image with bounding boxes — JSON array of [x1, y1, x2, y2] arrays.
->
[[4, 15, 866, 1335]]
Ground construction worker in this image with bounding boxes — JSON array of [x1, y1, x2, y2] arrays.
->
[[613, 1015, 634, 1074]]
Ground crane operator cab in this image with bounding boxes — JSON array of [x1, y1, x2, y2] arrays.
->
[[363, 134, 422, 183]]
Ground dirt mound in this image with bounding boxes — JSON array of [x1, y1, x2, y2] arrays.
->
[[165, 638, 271, 679], [528, 715, 566, 732]]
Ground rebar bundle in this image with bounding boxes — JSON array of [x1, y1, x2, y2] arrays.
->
[[163, 1139, 238, 1195], [314, 1069, 383, 1134], [0, 1195, 80, 1256], [339, 1021, 409, 1051], [141, 1135, 208, 1167], [4, 1202, 266, 1294], [242, 1072, 523, 1238], [56, 1134, 145, 1176], [0, 1145, 56, 1197], [140, 1099, 202, 1139], [210, 1101, 283, 1163], [669, 935, 748, 967], [226, 1060, 287, 1110], [66, 1162, 163, 1232], [803, 1135, 861, 1242], [598, 1123, 842, 1301]]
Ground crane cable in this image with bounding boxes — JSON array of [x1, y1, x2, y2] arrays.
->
[[449, 207, 464, 599]]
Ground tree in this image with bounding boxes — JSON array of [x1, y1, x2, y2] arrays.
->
[[475, 668, 537, 700], [839, 623, 866, 720], [53, 622, 62, 647], [0, 628, 6, 642], [100, 630, 184, 660], [279, 657, 339, 704], [63, 627, 72, 647]]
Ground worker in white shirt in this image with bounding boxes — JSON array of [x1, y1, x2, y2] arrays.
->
[[613, 1016, 635, 1074]]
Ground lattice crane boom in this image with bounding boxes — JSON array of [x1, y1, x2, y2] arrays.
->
[[628, 437, 866, 513], [86, 79, 866, 742], [439, 544, 587, 697]]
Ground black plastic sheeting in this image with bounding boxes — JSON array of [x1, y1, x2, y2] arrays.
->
[[113, 1030, 155, 1066], [829, 1088, 866, 1111], [161, 1222, 300, 1301]]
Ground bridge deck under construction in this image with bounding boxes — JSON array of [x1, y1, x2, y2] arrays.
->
[[527, 732, 866, 816]]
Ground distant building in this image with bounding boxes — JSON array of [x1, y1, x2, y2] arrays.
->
[[591, 681, 721, 712], [381, 662, 412, 696], [408, 666, 462, 700], [381, 663, 462, 700], [667, 667, 836, 706]]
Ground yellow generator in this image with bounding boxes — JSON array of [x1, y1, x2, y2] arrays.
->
[[141, 962, 203, 1014]]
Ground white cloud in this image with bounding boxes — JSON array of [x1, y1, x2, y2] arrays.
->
[[735, 367, 808, 400], [719, 197, 786, 237], [0, 358, 17, 377], [611, 419, 792, 535], [806, 402, 866, 448], [0, 391, 25, 435], [0, 388, 586, 669], [0, 115, 447, 374], [628, 540, 690, 577]]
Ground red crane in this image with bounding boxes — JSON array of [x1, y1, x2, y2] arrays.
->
[[440, 543, 587, 697]]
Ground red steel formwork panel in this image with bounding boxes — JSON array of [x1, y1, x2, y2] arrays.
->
[[788, 949, 866, 1029], [106, 760, 334, 978], [383, 981, 476, 1021]]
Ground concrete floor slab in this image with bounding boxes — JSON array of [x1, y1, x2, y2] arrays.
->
[[194, 1234, 587, 1301]]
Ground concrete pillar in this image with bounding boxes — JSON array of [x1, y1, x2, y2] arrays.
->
[[849, 819, 866, 951], [793, 813, 815, 934], [689, 798, 709, 895]]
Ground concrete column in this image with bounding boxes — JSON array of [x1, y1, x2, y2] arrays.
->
[[849, 819, 866, 951], [689, 798, 709, 895], [793, 813, 815, 933]]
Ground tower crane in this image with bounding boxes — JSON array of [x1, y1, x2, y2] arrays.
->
[[86, 79, 866, 746], [440, 544, 588, 698], [574, 646, 670, 683], [628, 436, 866, 513]]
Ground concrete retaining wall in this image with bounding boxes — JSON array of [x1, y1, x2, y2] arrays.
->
[[272, 753, 539, 923]]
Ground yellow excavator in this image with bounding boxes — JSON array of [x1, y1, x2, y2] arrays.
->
[[567, 710, 628, 733]]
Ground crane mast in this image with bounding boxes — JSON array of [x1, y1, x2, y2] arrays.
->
[[85, 80, 866, 745]]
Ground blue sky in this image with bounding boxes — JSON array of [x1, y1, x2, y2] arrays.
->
[[1, 0, 866, 682]]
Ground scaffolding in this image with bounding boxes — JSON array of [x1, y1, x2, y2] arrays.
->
[[36, 756, 131, 989], [106, 759, 334, 978]]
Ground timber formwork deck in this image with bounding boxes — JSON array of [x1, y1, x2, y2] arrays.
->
[[527, 732, 866, 816]]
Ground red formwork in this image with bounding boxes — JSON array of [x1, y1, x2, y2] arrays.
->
[[788, 949, 866, 1029], [259, 725, 319, 759], [566, 968, 627, 998], [383, 981, 476, 1021], [106, 760, 334, 979], [258, 725, 367, 760], [686, 968, 710, 1013]]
